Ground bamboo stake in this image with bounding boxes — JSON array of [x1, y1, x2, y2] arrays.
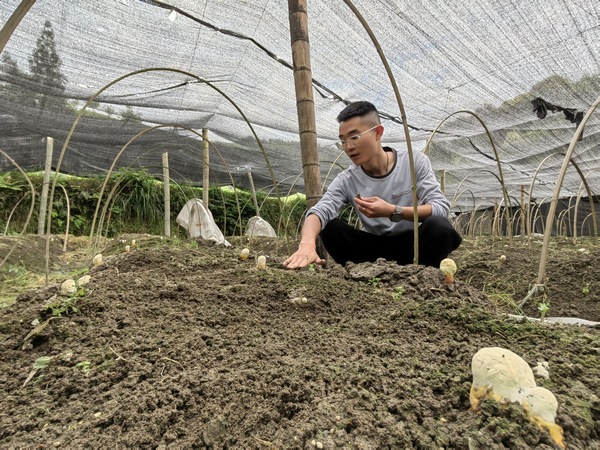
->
[[520, 185, 526, 237], [202, 128, 209, 208], [38, 137, 53, 235], [521, 95, 600, 306], [288, 0, 323, 210], [162, 152, 171, 238], [248, 171, 260, 215], [342, 0, 420, 264], [0, 0, 36, 54], [288, 0, 326, 259]]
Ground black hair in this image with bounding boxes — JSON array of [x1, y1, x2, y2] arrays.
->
[[336, 101, 380, 124]]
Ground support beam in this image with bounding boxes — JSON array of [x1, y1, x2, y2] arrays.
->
[[202, 128, 209, 208], [288, 0, 322, 208], [162, 152, 171, 238], [0, 0, 37, 54]]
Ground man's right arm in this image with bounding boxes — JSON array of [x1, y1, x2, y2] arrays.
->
[[282, 214, 325, 269]]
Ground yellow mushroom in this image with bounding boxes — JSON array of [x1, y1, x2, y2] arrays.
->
[[470, 347, 565, 448], [257, 255, 267, 270], [439, 258, 457, 284], [240, 248, 250, 260]]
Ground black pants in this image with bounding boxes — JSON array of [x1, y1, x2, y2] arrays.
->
[[320, 216, 462, 267]]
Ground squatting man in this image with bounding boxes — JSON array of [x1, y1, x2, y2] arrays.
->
[[283, 101, 462, 269]]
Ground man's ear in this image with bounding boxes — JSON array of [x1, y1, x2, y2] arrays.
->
[[375, 124, 384, 140]]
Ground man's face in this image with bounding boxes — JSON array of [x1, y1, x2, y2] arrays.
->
[[338, 116, 381, 166]]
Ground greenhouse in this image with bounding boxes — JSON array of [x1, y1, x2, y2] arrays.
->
[[0, 1, 598, 448]]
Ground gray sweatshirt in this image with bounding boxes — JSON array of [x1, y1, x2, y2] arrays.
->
[[307, 147, 450, 235]]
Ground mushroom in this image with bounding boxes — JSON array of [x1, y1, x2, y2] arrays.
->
[[470, 347, 564, 448], [439, 258, 457, 284], [257, 255, 267, 270], [240, 248, 250, 260], [92, 253, 103, 266]]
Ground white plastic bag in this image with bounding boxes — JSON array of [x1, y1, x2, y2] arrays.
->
[[176, 198, 231, 246], [245, 216, 277, 237]]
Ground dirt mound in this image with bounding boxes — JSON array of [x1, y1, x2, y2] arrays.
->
[[0, 237, 598, 448]]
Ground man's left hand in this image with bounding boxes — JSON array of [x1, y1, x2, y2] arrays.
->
[[355, 196, 394, 218]]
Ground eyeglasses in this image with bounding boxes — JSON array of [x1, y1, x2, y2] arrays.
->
[[338, 125, 379, 149]]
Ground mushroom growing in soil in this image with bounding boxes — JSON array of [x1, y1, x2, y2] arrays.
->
[[92, 254, 103, 266], [240, 248, 250, 260], [439, 258, 457, 284], [257, 255, 267, 270], [470, 347, 564, 448]]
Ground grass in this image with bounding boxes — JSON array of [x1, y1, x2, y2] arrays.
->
[[0, 264, 44, 308]]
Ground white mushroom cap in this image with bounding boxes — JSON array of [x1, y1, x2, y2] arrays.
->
[[439, 258, 457, 275]]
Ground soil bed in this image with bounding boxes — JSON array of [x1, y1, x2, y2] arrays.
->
[[0, 235, 598, 449]]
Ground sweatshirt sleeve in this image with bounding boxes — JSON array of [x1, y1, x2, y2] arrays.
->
[[415, 152, 450, 218], [306, 174, 349, 231]]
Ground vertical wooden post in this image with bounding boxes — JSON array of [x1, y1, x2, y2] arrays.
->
[[440, 170, 446, 194], [162, 152, 171, 238], [288, 0, 322, 209], [247, 171, 260, 215], [38, 137, 53, 235], [0, 0, 37, 54], [520, 184, 526, 237], [202, 128, 209, 208]]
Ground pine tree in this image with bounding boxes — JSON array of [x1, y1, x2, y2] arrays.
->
[[28, 20, 67, 111], [0, 53, 36, 108]]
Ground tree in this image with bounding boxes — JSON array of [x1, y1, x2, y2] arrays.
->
[[0, 52, 36, 108], [121, 105, 142, 122], [28, 20, 67, 111]]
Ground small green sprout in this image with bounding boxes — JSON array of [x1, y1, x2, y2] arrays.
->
[[367, 277, 381, 288], [391, 286, 405, 301], [582, 284, 590, 295], [48, 285, 85, 317], [75, 361, 92, 372], [308, 263, 316, 272], [34, 356, 51, 370]]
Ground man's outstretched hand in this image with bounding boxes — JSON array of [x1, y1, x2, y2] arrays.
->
[[283, 242, 325, 269]]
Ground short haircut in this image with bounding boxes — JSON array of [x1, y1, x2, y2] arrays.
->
[[336, 101, 381, 126]]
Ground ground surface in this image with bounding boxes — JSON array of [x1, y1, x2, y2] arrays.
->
[[0, 234, 598, 449]]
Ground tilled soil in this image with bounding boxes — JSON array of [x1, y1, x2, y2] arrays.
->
[[0, 235, 598, 449]]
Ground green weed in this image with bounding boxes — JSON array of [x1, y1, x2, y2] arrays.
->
[[48, 285, 85, 317], [582, 284, 590, 295], [391, 286, 405, 301], [75, 361, 92, 372], [367, 277, 381, 288]]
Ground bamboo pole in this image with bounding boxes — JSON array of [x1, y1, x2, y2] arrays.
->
[[520, 185, 526, 237], [0, 0, 36, 54], [162, 152, 171, 238], [342, 0, 420, 263], [38, 136, 53, 235], [288, 0, 322, 209], [202, 128, 209, 208], [248, 171, 260, 215]]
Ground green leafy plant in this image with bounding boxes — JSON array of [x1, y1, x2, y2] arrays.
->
[[582, 283, 590, 295], [308, 263, 316, 273], [33, 356, 52, 370], [391, 286, 405, 301], [75, 361, 92, 372], [48, 285, 85, 317], [367, 277, 381, 288]]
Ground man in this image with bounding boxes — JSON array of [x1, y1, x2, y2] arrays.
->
[[283, 101, 461, 269]]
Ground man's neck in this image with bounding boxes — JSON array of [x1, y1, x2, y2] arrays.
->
[[362, 148, 390, 177]]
